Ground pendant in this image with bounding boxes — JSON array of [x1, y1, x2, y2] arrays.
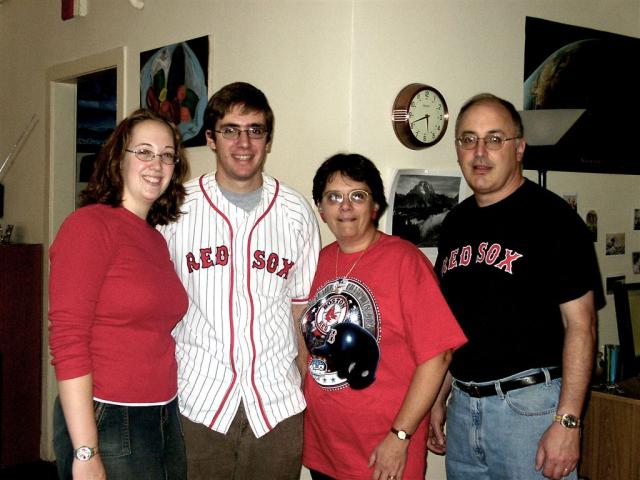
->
[[333, 277, 347, 294]]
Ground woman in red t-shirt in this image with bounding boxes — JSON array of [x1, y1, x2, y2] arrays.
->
[[301, 153, 467, 480]]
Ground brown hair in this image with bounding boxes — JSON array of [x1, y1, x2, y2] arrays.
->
[[312, 153, 388, 228], [80, 108, 189, 226], [204, 82, 274, 143]]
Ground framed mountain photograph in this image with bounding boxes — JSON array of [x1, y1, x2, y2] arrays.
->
[[387, 170, 466, 262]]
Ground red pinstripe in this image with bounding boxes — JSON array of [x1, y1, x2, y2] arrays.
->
[[199, 175, 238, 429], [245, 180, 280, 430]]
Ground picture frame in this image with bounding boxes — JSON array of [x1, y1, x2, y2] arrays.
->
[[605, 233, 625, 256], [140, 35, 209, 148], [386, 169, 466, 263]]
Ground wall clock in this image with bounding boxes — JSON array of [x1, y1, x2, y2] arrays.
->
[[392, 83, 449, 150]]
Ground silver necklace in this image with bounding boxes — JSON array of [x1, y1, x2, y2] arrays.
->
[[333, 232, 378, 293]]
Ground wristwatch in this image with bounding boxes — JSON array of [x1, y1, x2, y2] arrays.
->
[[554, 413, 581, 429], [390, 427, 412, 440], [74, 446, 98, 461]]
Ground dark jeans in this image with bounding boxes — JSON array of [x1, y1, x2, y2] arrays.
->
[[53, 396, 186, 480]]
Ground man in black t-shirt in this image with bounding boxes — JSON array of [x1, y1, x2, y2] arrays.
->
[[427, 94, 604, 480]]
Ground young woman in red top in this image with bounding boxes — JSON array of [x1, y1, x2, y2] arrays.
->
[[49, 109, 190, 480]]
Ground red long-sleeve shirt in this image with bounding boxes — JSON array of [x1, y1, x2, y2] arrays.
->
[[49, 205, 188, 404]]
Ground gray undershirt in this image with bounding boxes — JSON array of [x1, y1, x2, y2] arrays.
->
[[218, 185, 263, 212]]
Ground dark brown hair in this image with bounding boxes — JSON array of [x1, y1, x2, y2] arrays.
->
[[312, 153, 388, 228], [204, 82, 274, 143], [80, 108, 189, 226]]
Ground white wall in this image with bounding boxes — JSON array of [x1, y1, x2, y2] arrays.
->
[[1, 1, 639, 477]]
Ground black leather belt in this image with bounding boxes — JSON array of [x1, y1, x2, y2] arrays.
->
[[453, 368, 562, 398]]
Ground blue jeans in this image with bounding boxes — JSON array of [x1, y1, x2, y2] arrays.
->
[[445, 368, 576, 480], [54, 396, 186, 480]]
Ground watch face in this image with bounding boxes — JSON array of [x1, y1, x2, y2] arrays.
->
[[75, 446, 94, 461], [561, 414, 579, 428], [408, 89, 447, 145]]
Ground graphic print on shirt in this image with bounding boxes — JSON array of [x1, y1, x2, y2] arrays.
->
[[301, 277, 380, 390], [439, 241, 523, 277]]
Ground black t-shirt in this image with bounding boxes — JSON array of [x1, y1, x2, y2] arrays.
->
[[435, 179, 605, 382]]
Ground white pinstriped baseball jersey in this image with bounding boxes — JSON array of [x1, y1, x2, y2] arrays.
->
[[160, 172, 320, 438]]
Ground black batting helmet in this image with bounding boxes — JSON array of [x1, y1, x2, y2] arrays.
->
[[311, 322, 380, 390]]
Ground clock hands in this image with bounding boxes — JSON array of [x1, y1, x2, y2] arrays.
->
[[411, 113, 430, 129]]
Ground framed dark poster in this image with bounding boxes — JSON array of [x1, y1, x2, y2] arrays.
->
[[140, 36, 209, 148], [523, 17, 640, 175]]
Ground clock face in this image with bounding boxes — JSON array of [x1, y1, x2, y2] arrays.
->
[[408, 89, 447, 144], [392, 84, 449, 149]]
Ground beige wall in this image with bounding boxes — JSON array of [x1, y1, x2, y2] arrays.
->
[[1, 1, 639, 478]]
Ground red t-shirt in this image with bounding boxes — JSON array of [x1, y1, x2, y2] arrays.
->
[[49, 205, 188, 404], [303, 234, 466, 479]]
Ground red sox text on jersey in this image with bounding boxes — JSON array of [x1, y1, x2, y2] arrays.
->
[[185, 246, 295, 278], [440, 241, 523, 276]]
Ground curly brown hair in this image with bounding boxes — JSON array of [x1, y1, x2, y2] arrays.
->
[[80, 109, 189, 226]]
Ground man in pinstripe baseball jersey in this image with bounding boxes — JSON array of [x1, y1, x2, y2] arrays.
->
[[160, 82, 320, 479]]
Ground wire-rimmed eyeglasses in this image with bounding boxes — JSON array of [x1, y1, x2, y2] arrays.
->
[[214, 126, 269, 140], [125, 148, 179, 165], [455, 134, 520, 151], [322, 189, 371, 206]]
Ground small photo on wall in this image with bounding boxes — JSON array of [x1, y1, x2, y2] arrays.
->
[[606, 274, 625, 294], [633, 252, 640, 274], [634, 208, 640, 230], [562, 193, 577, 211], [605, 233, 625, 256], [585, 210, 597, 242]]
